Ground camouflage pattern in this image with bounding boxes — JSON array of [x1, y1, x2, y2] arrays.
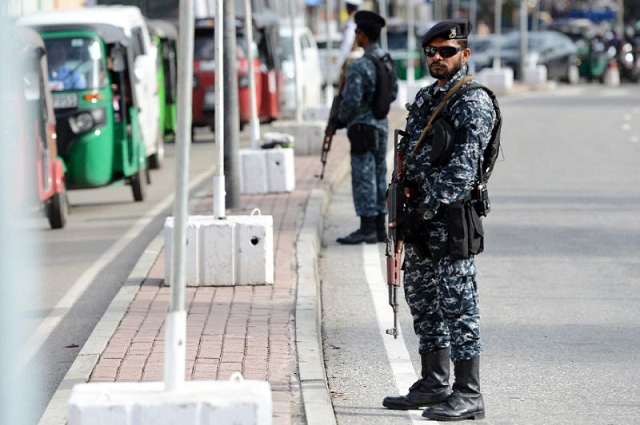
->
[[400, 65, 496, 362], [338, 44, 398, 217]]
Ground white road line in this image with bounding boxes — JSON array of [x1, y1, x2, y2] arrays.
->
[[18, 166, 215, 372], [362, 244, 425, 424]]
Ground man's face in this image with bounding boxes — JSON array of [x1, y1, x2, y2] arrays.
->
[[425, 38, 470, 82], [354, 27, 365, 48]]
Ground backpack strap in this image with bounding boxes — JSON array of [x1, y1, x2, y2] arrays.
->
[[444, 81, 503, 183]]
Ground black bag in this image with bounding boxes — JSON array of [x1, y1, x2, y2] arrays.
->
[[364, 52, 397, 119], [446, 200, 484, 259], [347, 124, 376, 155]]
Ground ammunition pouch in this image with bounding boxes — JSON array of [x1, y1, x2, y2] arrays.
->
[[347, 124, 376, 155], [429, 118, 456, 167], [446, 198, 484, 260]]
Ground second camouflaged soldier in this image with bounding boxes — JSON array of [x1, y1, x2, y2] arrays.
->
[[382, 19, 497, 421], [336, 10, 397, 244]]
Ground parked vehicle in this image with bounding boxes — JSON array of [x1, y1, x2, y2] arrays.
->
[[500, 31, 580, 83], [21, 6, 163, 169], [468, 34, 499, 74], [193, 14, 282, 133], [18, 19, 150, 201], [12, 27, 68, 228], [551, 19, 609, 82], [147, 19, 178, 142], [279, 24, 324, 115]]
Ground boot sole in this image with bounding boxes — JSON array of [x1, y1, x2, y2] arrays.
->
[[422, 410, 485, 421], [382, 401, 428, 410]]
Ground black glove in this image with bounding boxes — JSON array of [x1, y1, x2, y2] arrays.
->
[[395, 209, 430, 242]]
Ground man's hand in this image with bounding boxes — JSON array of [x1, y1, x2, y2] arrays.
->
[[389, 209, 431, 242]]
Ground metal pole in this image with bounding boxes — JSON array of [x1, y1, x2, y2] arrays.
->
[[519, 0, 527, 79], [244, 0, 260, 149], [213, 0, 225, 218], [289, 0, 303, 122], [224, 0, 241, 208], [406, 0, 415, 83], [379, 0, 388, 52], [618, 0, 624, 36], [325, 0, 335, 106], [493, 0, 502, 69], [165, 0, 195, 391], [470, 0, 478, 36]]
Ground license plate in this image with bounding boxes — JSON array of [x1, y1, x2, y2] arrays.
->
[[204, 90, 215, 107], [52, 93, 78, 109]]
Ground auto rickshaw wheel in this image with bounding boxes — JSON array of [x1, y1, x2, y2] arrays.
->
[[131, 167, 146, 202], [47, 184, 68, 230]]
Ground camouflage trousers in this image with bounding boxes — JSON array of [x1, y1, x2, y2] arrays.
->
[[350, 127, 387, 217], [403, 245, 482, 362]]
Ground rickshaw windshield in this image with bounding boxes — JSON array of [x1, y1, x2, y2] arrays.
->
[[44, 37, 107, 92]]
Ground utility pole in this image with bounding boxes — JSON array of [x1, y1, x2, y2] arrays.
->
[[244, 0, 260, 149], [493, 0, 502, 69], [618, 0, 624, 36], [223, 0, 241, 209], [519, 0, 528, 80]]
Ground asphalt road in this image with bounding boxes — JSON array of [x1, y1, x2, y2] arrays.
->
[[14, 129, 220, 425], [320, 83, 640, 424]]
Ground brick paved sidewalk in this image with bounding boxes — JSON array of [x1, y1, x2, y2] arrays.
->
[[87, 132, 351, 425]]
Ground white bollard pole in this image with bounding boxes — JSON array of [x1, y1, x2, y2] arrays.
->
[[166, 0, 195, 391], [245, 0, 260, 149], [289, 1, 303, 122], [213, 0, 226, 219], [325, 0, 335, 106]]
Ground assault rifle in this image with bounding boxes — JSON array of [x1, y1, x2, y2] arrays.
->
[[318, 93, 343, 180], [385, 129, 408, 339]]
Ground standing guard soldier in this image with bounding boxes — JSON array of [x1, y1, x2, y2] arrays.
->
[[382, 19, 497, 421], [335, 10, 397, 245]]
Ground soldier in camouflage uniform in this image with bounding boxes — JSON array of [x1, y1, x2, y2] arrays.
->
[[382, 19, 496, 421], [335, 10, 397, 245]]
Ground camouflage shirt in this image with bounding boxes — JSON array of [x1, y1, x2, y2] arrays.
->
[[338, 44, 398, 134], [402, 66, 496, 217]]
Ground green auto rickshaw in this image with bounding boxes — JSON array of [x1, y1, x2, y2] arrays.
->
[[19, 21, 148, 202], [147, 19, 178, 143]]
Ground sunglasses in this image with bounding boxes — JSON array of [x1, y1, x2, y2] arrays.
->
[[423, 46, 464, 58]]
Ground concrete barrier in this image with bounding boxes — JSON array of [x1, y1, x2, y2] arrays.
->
[[68, 375, 272, 425], [164, 214, 274, 286]]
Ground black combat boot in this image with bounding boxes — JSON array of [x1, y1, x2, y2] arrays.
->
[[422, 356, 485, 421], [336, 216, 377, 244], [376, 213, 387, 242], [382, 347, 451, 410]]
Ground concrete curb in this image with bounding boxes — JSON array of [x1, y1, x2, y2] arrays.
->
[[37, 234, 164, 425], [295, 147, 351, 425]]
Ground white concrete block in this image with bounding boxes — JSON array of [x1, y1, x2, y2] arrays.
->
[[164, 215, 273, 286], [239, 148, 295, 194], [201, 218, 236, 286], [68, 379, 272, 425], [268, 121, 325, 155], [477, 67, 514, 92], [266, 148, 295, 193], [232, 215, 274, 285], [524, 65, 548, 85], [240, 149, 269, 194]]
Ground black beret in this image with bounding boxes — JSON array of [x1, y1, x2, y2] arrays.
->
[[354, 10, 386, 41], [421, 19, 472, 47]]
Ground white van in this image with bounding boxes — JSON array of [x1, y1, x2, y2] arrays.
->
[[19, 6, 164, 169]]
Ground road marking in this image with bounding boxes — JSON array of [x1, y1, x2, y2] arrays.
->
[[362, 244, 425, 424], [18, 166, 215, 372]]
